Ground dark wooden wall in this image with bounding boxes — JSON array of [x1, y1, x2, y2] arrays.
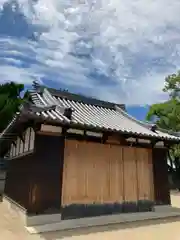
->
[[4, 129, 171, 215], [4, 154, 33, 209], [152, 148, 171, 205], [4, 134, 64, 214]]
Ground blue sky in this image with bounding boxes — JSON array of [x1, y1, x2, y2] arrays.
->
[[0, 0, 180, 120]]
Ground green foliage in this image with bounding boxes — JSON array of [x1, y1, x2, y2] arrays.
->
[[146, 99, 180, 131], [146, 71, 180, 161], [0, 82, 25, 132], [163, 71, 180, 98]]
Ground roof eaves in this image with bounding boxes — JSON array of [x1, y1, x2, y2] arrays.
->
[[115, 105, 180, 142], [6, 109, 178, 143], [141, 121, 180, 141]]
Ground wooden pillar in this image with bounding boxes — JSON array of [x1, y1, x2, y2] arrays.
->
[[152, 148, 171, 205], [59, 132, 65, 207], [28, 133, 65, 214]]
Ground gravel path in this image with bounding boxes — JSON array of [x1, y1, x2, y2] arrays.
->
[[1, 192, 180, 240]]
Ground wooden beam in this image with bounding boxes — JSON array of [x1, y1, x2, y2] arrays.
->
[[154, 141, 165, 148], [19, 133, 25, 143], [60, 129, 66, 207], [85, 131, 103, 138], [37, 131, 62, 136], [126, 137, 137, 143], [138, 138, 151, 144], [40, 124, 62, 134], [33, 122, 42, 132], [151, 140, 158, 148], [102, 132, 109, 144], [62, 127, 67, 135], [106, 133, 122, 144], [67, 128, 83, 135], [12, 141, 16, 147]]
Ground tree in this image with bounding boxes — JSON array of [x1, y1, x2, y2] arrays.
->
[[146, 71, 180, 188], [163, 71, 180, 98], [146, 99, 180, 131], [0, 82, 25, 132]]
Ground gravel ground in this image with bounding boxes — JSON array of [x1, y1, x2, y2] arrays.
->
[[1, 192, 180, 240]]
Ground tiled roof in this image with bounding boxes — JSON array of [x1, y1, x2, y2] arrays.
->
[[27, 88, 180, 141]]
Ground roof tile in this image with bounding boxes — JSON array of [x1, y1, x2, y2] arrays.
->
[[29, 89, 180, 141]]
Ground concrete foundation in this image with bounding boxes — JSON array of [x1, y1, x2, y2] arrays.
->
[[3, 196, 180, 234]]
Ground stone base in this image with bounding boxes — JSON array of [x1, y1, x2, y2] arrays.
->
[[2, 196, 62, 226], [154, 205, 177, 212], [3, 196, 180, 234], [2, 195, 27, 224], [26, 208, 180, 234]]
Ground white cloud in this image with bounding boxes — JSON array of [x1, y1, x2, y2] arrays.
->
[[0, 65, 42, 84], [1, 0, 180, 104]]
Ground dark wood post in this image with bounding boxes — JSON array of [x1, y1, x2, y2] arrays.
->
[[152, 148, 171, 205], [59, 130, 65, 207], [28, 133, 65, 214]]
